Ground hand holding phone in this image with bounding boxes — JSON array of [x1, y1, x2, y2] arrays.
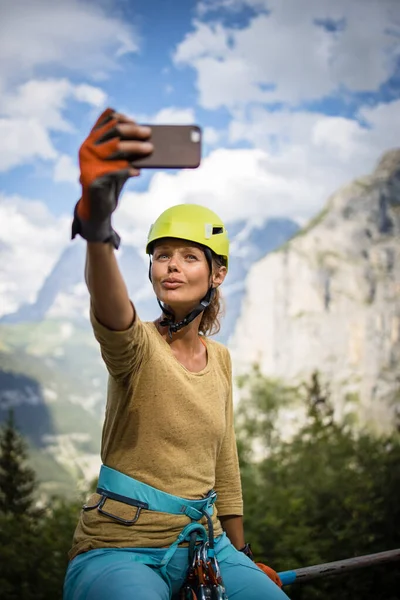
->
[[72, 110, 201, 250]]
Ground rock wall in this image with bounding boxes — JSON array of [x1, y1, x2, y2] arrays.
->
[[230, 149, 400, 431]]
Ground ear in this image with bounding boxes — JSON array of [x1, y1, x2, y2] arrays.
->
[[212, 265, 227, 288]]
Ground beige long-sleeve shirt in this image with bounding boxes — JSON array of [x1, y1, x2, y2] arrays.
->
[[69, 311, 243, 560]]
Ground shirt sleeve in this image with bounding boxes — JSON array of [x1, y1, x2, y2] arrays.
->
[[214, 349, 244, 517], [90, 304, 152, 381]]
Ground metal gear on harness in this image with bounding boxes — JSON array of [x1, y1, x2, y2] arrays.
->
[[180, 542, 227, 600], [179, 506, 228, 599], [146, 204, 229, 337]]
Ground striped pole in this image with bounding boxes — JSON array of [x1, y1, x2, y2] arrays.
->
[[278, 548, 400, 586]]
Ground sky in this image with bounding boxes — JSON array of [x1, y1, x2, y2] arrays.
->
[[0, 0, 400, 314]]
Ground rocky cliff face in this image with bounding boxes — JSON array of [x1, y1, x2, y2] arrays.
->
[[230, 149, 400, 432]]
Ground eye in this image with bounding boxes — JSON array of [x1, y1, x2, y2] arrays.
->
[[155, 252, 169, 260], [186, 254, 198, 261]]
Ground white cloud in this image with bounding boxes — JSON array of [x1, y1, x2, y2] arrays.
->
[[229, 98, 400, 172], [0, 78, 106, 172], [53, 155, 79, 184], [203, 127, 222, 145], [175, 0, 400, 109], [226, 98, 400, 215], [0, 118, 57, 172], [134, 107, 196, 125], [0, 194, 70, 316], [0, 0, 136, 175], [0, 0, 139, 88], [69, 84, 107, 108], [175, 21, 231, 64], [0, 79, 106, 131], [150, 107, 196, 125]]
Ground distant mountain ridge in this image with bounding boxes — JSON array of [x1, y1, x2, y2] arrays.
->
[[0, 324, 105, 495]]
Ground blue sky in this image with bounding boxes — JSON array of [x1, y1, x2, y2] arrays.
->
[[0, 0, 400, 314]]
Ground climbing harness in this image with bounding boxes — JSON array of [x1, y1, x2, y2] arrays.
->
[[83, 465, 228, 598]]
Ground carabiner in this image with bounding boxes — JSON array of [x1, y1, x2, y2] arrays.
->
[[211, 585, 227, 600], [198, 584, 213, 600]]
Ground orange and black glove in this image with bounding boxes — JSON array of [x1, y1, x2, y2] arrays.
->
[[71, 108, 152, 249], [255, 563, 283, 588], [239, 544, 283, 588]]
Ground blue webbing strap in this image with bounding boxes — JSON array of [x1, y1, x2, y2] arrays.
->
[[158, 522, 209, 584], [97, 465, 217, 520]]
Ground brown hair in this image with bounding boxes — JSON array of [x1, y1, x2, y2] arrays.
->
[[199, 255, 226, 337]]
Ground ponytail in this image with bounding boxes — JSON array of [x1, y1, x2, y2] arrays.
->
[[199, 255, 226, 336]]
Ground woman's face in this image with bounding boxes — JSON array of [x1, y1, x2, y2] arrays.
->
[[151, 238, 225, 315]]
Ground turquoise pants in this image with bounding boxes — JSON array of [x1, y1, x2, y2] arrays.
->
[[64, 534, 290, 599]]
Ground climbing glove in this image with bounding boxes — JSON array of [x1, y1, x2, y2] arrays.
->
[[240, 544, 283, 588], [71, 108, 151, 249], [255, 563, 283, 588]]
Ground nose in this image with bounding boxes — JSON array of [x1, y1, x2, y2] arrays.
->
[[168, 262, 178, 273], [167, 253, 181, 273]]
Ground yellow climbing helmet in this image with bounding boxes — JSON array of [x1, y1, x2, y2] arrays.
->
[[146, 204, 229, 269]]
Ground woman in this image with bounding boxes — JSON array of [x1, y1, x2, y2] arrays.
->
[[63, 109, 290, 600]]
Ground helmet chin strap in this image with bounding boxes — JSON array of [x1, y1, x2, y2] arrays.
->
[[148, 247, 215, 338], [158, 287, 215, 339]]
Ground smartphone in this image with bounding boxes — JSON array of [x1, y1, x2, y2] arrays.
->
[[131, 125, 202, 169]]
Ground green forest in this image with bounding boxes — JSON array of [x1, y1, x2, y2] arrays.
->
[[1, 370, 399, 600]]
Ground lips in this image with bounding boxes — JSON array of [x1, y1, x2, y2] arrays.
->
[[161, 279, 184, 289]]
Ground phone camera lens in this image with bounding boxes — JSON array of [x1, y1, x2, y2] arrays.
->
[[190, 129, 201, 143]]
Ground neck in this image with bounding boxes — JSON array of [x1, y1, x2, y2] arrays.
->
[[156, 312, 203, 349]]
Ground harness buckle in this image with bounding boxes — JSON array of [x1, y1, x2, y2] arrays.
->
[[83, 488, 149, 526], [183, 505, 204, 520], [97, 495, 144, 525], [205, 490, 217, 510], [181, 490, 217, 521]]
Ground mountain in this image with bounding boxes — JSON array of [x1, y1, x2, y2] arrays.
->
[[230, 149, 400, 433], [0, 320, 106, 496], [0, 240, 150, 325], [1, 242, 87, 324], [0, 216, 299, 492], [220, 218, 299, 343]]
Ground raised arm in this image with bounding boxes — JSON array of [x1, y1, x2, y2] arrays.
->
[[85, 243, 134, 331]]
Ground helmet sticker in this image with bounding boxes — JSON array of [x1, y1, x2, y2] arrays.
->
[[204, 223, 213, 239]]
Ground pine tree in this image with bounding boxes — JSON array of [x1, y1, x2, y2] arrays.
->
[[0, 410, 39, 517]]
